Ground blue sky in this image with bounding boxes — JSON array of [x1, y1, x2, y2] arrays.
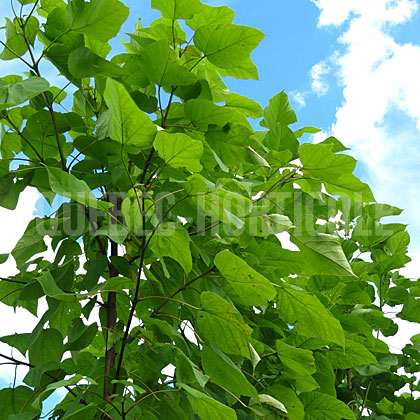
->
[[1, 0, 420, 404]]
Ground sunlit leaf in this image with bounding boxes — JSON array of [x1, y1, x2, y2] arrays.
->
[[154, 131, 203, 172], [277, 284, 345, 346], [69, 0, 129, 42], [104, 79, 157, 148], [214, 249, 276, 306], [194, 23, 264, 79], [149, 222, 192, 274]]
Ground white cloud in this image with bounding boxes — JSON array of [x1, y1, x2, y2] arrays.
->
[[312, 0, 418, 26], [310, 60, 331, 96], [311, 0, 420, 278], [290, 90, 307, 107]]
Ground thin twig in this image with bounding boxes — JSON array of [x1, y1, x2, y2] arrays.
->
[[151, 266, 215, 317]]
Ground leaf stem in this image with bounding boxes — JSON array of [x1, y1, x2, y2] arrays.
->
[[150, 266, 215, 317], [4, 114, 44, 163]]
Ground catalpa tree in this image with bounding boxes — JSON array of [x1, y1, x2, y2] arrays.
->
[[0, 0, 418, 419]]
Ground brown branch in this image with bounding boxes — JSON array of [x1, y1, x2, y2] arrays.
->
[[0, 277, 27, 285], [112, 148, 157, 392], [104, 195, 121, 399]]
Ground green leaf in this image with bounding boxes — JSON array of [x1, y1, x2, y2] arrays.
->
[[37, 271, 77, 302], [261, 91, 297, 128], [277, 284, 345, 346], [276, 340, 316, 376], [249, 343, 261, 372], [263, 123, 299, 155], [202, 345, 258, 399], [194, 23, 264, 79], [57, 403, 99, 420], [313, 353, 337, 396], [294, 126, 321, 138], [245, 213, 293, 237], [398, 297, 420, 322], [319, 136, 349, 152], [38, 0, 66, 17], [267, 384, 305, 420], [226, 93, 263, 118], [291, 232, 355, 277], [68, 47, 126, 79], [0, 77, 50, 110], [0, 387, 35, 418], [12, 218, 47, 266], [47, 167, 111, 210], [376, 398, 404, 415], [149, 222, 192, 274], [176, 351, 209, 388], [49, 301, 82, 335], [0, 333, 30, 357], [8, 412, 41, 420], [185, 99, 250, 129], [121, 196, 153, 235], [300, 391, 354, 420], [151, 0, 202, 20], [104, 79, 157, 148], [65, 318, 97, 351], [0, 18, 28, 60], [214, 249, 276, 306], [196, 291, 252, 358], [328, 339, 377, 368], [69, 0, 129, 42], [258, 394, 288, 414], [178, 383, 237, 420], [31, 375, 94, 409], [93, 223, 128, 244], [139, 39, 197, 87], [299, 143, 374, 202], [187, 4, 234, 30], [154, 131, 203, 172], [29, 328, 64, 366]]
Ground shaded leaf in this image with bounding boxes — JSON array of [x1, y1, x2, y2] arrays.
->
[[196, 291, 252, 357], [68, 46, 126, 79], [202, 345, 258, 398], [29, 328, 64, 366]]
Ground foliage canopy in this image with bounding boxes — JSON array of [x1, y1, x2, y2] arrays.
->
[[0, 0, 418, 419]]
